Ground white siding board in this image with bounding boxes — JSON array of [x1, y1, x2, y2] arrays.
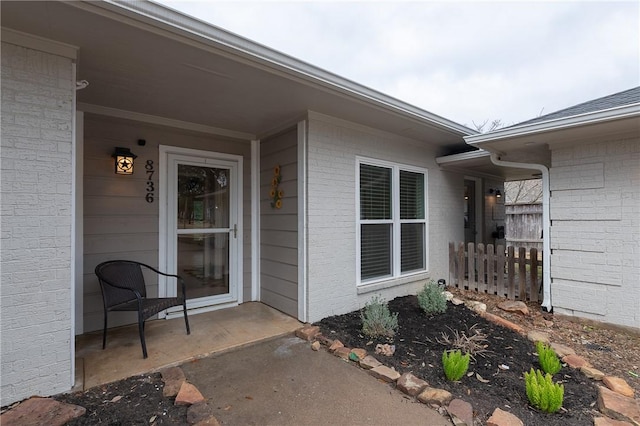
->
[[83, 115, 252, 332], [259, 128, 298, 317]]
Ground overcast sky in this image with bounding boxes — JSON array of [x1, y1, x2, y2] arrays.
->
[[155, 0, 639, 128]]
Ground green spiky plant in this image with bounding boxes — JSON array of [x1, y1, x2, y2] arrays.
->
[[442, 349, 471, 381], [524, 368, 564, 413], [417, 281, 447, 315], [536, 341, 562, 375], [360, 295, 399, 338]]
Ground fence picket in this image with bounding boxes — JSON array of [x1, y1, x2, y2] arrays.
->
[[518, 247, 527, 300], [457, 242, 465, 288], [530, 248, 539, 302], [487, 244, 495, 295], [496, 245, 505, 297], [477, 243, 485, 293], [468, 242, 476, 291]]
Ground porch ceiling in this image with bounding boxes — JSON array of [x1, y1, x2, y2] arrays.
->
[[2, 1, 473, 151]]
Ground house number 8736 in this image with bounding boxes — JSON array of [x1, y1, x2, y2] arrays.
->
[[145, 160, 154, 203]]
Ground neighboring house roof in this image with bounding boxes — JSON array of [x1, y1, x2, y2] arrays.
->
[[464, 86, 640, 149], [515, 86, 640, 126]]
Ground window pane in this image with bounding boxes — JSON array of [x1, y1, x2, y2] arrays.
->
[[361, 224, 392, 280], [177, 165, 229, 229], [360, 164, 392, 220], [400, 171, 424, 219], [401, 223, 425, 273]]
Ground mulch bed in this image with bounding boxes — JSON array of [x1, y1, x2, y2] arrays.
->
[[53, 373, 188, 425], [316, 295, 599, 426]]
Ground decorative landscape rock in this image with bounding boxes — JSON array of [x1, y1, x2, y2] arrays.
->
[[0, 397, 86, 426], [451, 297, 465, 306], [447, 398, 474, 426], [527, 330, 550, 344], [359, 355, 382, 370], [295, 324, 320, 341], [350, 348, 367, 360], [593, 416, 637, 426], [161, 366, 187, 397], [480, 312, 524, 334], [334, 346, 352, 360], [497, 300, 529, 316], [328, 340, 344, 352], [581, 366, 605, 381], [465, 300, 487, 314], [175, 382, 205, 406], [375, 343, 396, 356], [603, 376, 635, 398], [417, 387, 453, 406], [550, 342, 576, 358], [486, 407, 524, 426], [368, 365, 401, 382], [396, 372, 428, 397], [563, 354, 592, 369], [311, 341, 321, 351], [597, 385, 640, 425]]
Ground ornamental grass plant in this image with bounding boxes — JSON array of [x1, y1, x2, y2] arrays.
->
[[536, 341, 562, 375], [442, 349, 471, 381], [524, 368, 564, 413]]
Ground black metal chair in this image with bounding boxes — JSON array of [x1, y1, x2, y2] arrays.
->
[[95, 260, 191, 358]]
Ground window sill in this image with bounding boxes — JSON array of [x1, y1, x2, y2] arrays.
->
[[357, 272, 430, 295]]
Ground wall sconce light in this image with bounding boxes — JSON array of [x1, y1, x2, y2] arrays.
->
[[112, 147, 137, 175], [488, 188, 502, 198]]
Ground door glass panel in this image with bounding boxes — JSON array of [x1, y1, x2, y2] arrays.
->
[[176, 163, 231, 301], [177, 165, 229, 229], [177, 234, 230, 299]]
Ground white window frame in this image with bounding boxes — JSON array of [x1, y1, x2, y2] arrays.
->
[[356, 157, 428, 285]]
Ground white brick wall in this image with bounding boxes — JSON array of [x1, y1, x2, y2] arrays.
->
[[305, 113, 463, 322], [1, 42, 75, 405], [550, 138, 640, 330]]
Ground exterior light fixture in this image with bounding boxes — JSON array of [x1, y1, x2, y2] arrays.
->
[[112, 147, 137, 175], [488, 188, 502, 198]]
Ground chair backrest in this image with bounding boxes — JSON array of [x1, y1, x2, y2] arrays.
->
[[95, 260, 148, 308]]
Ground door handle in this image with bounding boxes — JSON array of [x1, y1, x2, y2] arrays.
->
[[232, 224, 237, 238]]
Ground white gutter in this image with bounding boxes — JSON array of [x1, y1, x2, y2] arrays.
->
[[489, 153, 552, 312]]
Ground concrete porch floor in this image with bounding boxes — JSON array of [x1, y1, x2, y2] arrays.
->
[[74, 302, 302, 391]]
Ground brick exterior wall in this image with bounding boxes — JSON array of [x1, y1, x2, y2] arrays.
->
[[305, 113, 463, 322], [1, 42, 75, 405], [550, 138, 640, 329]]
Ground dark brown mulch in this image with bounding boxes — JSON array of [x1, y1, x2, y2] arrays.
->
[[316, 295, 599, 426], [53, 373, 188, 425]]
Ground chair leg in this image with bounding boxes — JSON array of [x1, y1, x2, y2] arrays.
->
[[102, 310, 108, 350], [183, 301, 191, 335], [138, 312, 148, 359]]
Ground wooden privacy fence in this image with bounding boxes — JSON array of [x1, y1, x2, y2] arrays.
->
[[449, 242, 542, 302]]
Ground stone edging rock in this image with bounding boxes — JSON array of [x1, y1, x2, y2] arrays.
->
[[298, 294, 640, 426]]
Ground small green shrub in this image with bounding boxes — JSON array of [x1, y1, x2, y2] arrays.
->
[[536, 341, 562, 375], [360, 295, 398, 338], [524, 368, 564, 413], [417, 281, 447, 315], [442, 349, 470, 381]]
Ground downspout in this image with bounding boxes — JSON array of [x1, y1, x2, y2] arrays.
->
[[489, 153, 552, 312]]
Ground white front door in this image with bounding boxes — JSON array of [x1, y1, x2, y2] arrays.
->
[[160, 146, 242, 315]]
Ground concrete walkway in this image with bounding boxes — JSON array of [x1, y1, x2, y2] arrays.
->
[[181, 336, 452, 425]]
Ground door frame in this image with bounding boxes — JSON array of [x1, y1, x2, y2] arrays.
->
[[159, 145, 243, 317]]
